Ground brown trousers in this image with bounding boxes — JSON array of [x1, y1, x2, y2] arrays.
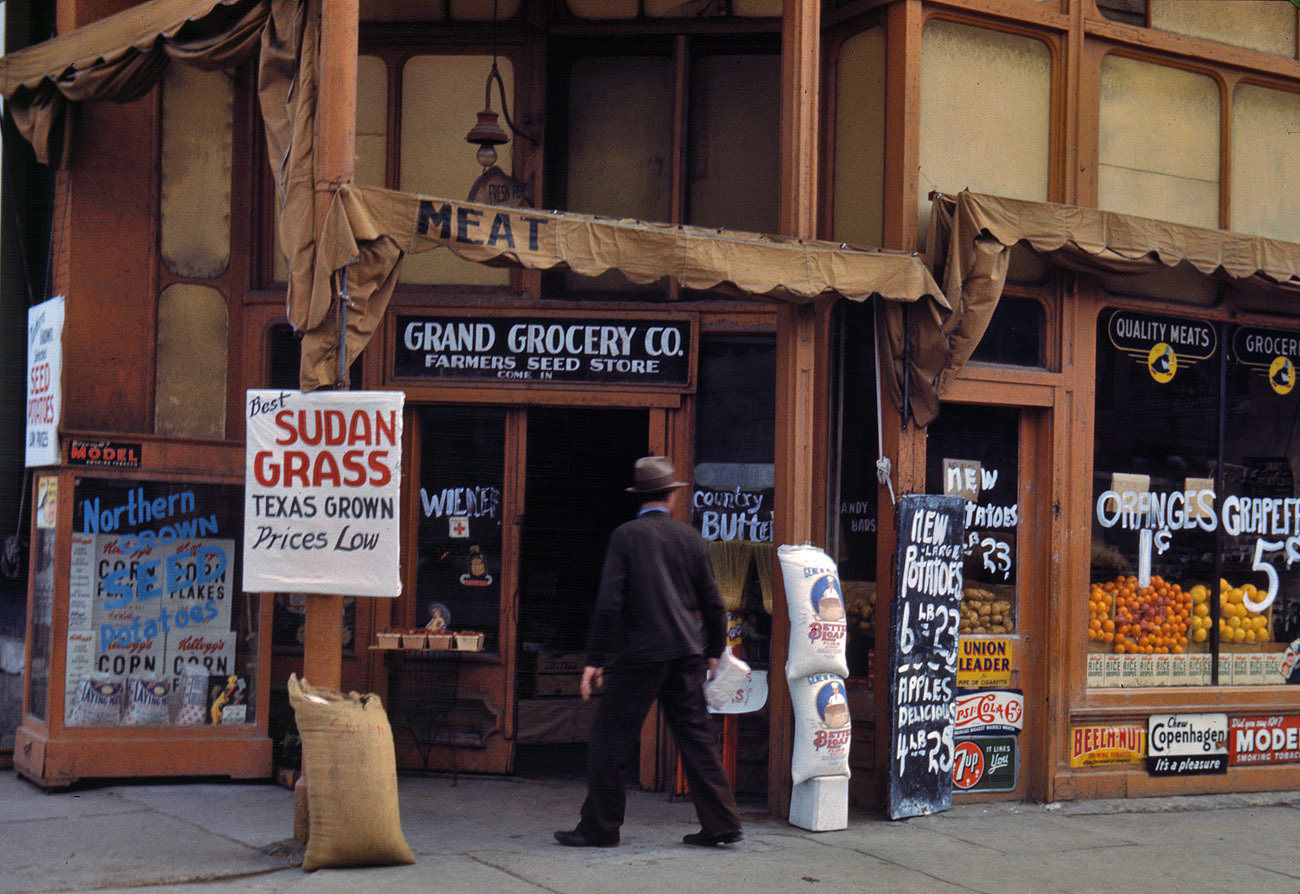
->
[[578, 654, 741, 843]]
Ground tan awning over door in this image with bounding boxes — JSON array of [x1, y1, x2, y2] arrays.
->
[[927, 190, 1300, 403], [303, 184, 952, 422]]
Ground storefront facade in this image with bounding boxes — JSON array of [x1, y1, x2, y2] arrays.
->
[[5, 0, 1300, 815]]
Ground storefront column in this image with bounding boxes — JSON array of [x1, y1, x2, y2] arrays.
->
[[301, 1, 358, 694], [769, 0, 820, 819]]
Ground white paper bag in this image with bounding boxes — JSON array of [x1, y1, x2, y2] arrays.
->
[[704, 650, 752, 711]]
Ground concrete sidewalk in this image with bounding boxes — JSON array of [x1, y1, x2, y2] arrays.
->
[[3, 769, 1300, 893]]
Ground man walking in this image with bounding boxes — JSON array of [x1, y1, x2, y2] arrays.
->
[[554, 456, 744, 848]]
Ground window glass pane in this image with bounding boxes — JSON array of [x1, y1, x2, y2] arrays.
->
[[1151, 0, 1296, 58], [833, 27, 886, 250], [563, 55, 673, 293], [1099, 55, 1220, 229], [155, 284, 228, 439], [970, 295, 1046, 367], [1090, 309, 1218, 688], [566, 0, 636, 18], [828, 303, 879, 681], [919, 21, 1050, 248], [401, 55, 512, 286], [161, 65, 231, 279], [926, 405, 1021, 638], [693, 336, 776, 669], [417, 407, 505, 651], [688, 54, 779, 234], [66, 479, 257, 726], [26, 476, 58, 722], [1231, 84, 1300, 244], [1223, 325, 1300, 682], [356, 55, 388, 188]]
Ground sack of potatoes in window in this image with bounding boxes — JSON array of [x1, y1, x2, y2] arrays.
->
[[960, 587, 1014, 635]]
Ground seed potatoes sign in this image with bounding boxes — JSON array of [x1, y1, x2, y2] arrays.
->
[[394, 314, 692, 387], [243, 390, 404, 597]]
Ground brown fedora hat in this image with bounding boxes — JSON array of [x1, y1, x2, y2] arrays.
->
[[626, 456, 687, 494]]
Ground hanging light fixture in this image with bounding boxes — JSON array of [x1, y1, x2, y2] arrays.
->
[[465, 60, 512, 171]]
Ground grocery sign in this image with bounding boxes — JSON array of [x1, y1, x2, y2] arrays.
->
[[1229, 715, 1300, 765], [1070, 724, 1146, 768], [1147, 713, 1227, 776]]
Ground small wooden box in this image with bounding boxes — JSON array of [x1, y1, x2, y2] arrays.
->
[[453, 632, 485, 652]]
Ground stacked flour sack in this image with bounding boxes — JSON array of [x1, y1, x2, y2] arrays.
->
[[778, 544, 851, 828]]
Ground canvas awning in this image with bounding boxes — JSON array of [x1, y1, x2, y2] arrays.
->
[[0, 0, 278, 166], [303, 184, 953, 420], [926, 189, 1300, 408]]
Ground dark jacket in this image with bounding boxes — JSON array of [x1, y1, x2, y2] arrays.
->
[[584, 509, 727, 668]]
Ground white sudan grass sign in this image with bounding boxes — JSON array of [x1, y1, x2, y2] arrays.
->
[[244, 390, 404, 597]]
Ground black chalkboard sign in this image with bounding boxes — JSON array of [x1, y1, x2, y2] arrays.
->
[[887, 494, 966, 820]]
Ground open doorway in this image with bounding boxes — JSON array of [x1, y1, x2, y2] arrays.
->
[[514, 408, 648, 777]]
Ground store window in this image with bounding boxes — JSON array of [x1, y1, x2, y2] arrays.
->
[[827, 302, 879, 681], [1098, 55, 1220, 230], [554, 44, 779, 296], [969, 295, 1046, 368], [1150, 0, 1296, 59], [1231, 84, 1300, 244], [160, 65, 231, 279], [155, 284, 228, 439], [693, 335, 776, 669], [64, 479, 258, 726], [926, 404, 1020, 638], [1089, 307, 1300, 688], [401, 54, 514, 287], [832, 26, 886, 251], [416, 407, 505, 652], [918, 20, 1051, 248]]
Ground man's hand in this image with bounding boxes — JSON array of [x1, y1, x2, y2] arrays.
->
[[581, 665, 603, 701], [707, 657, 719, 681]]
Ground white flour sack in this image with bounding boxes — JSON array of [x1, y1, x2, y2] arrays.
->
[[791, 673, 852, 785], [778, 544, 850, 680]]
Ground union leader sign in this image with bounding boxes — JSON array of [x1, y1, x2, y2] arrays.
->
[[243, 390, 404, 597]]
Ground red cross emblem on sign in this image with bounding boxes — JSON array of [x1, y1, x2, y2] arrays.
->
[[450, 517, 469, 537]]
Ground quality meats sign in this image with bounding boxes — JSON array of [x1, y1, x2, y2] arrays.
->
[[1229, 715, 1300, 765], [394, 313, 692, 387], [243, 390, 404, 597], [954, 689, 1024, 737]]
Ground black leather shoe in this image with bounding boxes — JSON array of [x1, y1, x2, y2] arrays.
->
[[554, 828, 619, 848], [683, 829, 744, 847]]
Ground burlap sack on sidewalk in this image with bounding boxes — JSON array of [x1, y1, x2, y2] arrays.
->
[[288, 673, 416, 871]]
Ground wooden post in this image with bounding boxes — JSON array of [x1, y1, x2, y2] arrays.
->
[[769, 0, 821, 820], [300, 0, 357, 695], [295, 0, 357, 843]]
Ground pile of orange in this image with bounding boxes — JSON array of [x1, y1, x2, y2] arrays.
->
[[1088, 575, 1190, 654]]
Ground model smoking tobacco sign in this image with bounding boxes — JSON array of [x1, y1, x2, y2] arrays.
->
[[887, 494, 965, 820], [244, 390, 404, 597]]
